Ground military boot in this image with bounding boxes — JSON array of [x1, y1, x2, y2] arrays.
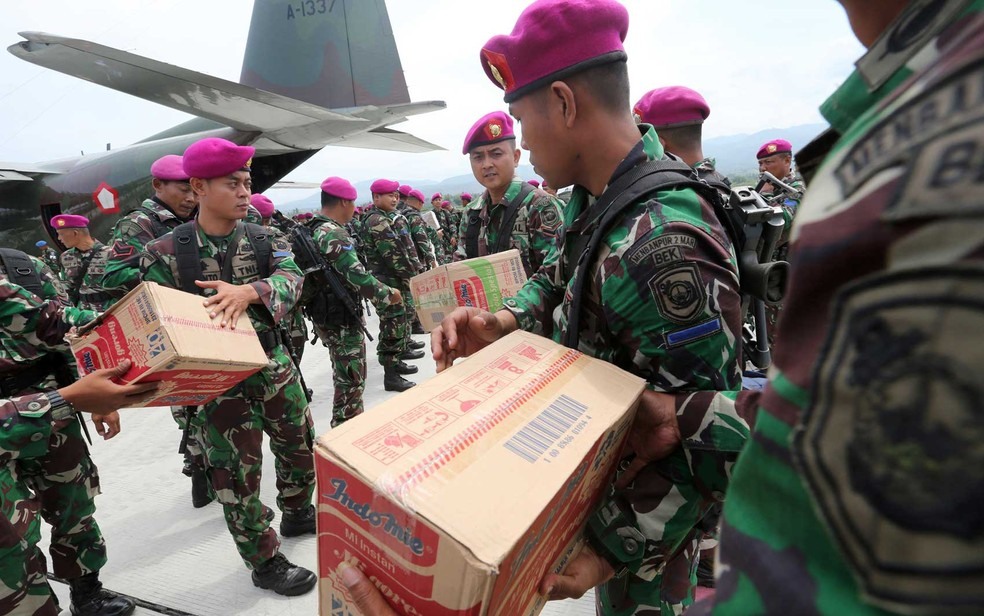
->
[[251, 553, 317, 596], [399, 348, 425, 361], [190, 468, 213, 509], [393, 360, 418, 375], [281, 504, 316, 537], [384, 367, 416, 392], [408, 339, 426, 350], [69, 572, 135, 616]]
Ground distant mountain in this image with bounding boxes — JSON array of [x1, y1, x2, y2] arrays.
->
[[705, 123, 827, 176], [278, 124, 827, 212]]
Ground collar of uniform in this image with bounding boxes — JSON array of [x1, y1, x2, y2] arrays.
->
[[694, 157, 716, 171], [195, 221, 239, 253], [311, 213, 338, 227], [483, 177, 523, 212], [819, 0, 974, 134], [149, 196, 184, 222]]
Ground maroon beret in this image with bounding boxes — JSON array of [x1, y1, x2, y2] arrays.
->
[[481, 0, 629, 103], [408, 189, 426, 203], [431, 193, 443, 202], [757, 139, 793, 159], [463, 111, 516, 154], [249, 194, 275, 218], [150, 155, 189, 181], [633, 86, 710, 129], [370, 179, 400, 194], [50, 214, 89, 229], [398, 184, 413, 197], [441, 200, 451, 207], [527, 179, 540, 188], [460, 192, 473, 203], [183, 138, 254, 179], [321, 176, 358, 201]]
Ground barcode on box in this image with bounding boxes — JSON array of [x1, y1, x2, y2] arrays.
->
[[503, 395, 587, 463]]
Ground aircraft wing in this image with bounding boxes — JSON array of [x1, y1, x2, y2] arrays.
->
[[8, 32, 366, 134], [0, 161, 62, 184], [328, 127, 445, 153]]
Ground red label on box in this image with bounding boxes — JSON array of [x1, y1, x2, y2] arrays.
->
[[454, 276, 488, 310]]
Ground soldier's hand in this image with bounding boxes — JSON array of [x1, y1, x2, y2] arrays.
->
[[541, 544, 614, 601], [338, 561, 397, 616], [196, 280, 260, 329], [389, 288, 403, 305], [615, 390, 681, 490], [90, 411, 122, 439], [60, 360, 158, 415], [431, 307, 513, 372]]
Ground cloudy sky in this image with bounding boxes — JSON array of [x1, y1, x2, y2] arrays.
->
[[0, 0, 863, 200]]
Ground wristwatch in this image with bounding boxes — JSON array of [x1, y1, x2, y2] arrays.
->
[[46, 390, 77, 421]]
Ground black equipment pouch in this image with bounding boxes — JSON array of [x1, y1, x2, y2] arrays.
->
[[0, 248, 45, 297], [465, 183, 535, 259]]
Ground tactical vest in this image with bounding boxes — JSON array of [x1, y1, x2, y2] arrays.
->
[[464, 182, 535, 259], [0, 248, 44, 297], [301, 218, 362, 328]]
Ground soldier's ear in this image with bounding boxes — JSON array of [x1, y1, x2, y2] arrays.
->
[[189, 177, 208, 197]]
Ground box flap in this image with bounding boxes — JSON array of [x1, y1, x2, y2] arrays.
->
[[322, 331, 645, 568]]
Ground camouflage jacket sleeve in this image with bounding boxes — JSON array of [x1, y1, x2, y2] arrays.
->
[[112, 212, 157, 251], [0, 392, 76, 463], [139, 238, 177, 288], [250, 227, 304, 322], [524, 191, 565, 274], [314, 224, 397, 307], [0, 279, 83, 360], [100, 240, 145, 294], [452, 205, 475, 263]]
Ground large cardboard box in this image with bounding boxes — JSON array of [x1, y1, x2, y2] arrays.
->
[[70, 281, 269, 407], [410, 249, 527, 332], [316, 331, 645, 616]]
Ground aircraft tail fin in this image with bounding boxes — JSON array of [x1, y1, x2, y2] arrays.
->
[[239, 0, 411, 110]]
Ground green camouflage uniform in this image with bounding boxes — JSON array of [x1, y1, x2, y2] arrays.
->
[[101, 197, 188, 296], [455, 178, 564, 277], [140, 222, 316, 570], [684, 3, 984, 614], [404, 208, 439, 271], [308, 214, 400, 425], [502, 126, 742, 615], [435, 208, 456, 263], [1, 261, 103, 615], [361, 208, 415, 366], [59, 241, 121, 312]]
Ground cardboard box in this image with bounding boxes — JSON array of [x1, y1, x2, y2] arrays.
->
[[316, 330, 645, 616], [422, 210, 440, 231], [410, 249, 528, 331], [70, 281, 269, 407]]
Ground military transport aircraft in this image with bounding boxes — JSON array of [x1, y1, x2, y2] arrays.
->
[[0, 0, 445, 253]]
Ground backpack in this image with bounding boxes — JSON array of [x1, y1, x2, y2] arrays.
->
[[0, 248, 44, 297]]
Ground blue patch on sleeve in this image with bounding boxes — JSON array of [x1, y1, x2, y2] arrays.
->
[[273, 251, 292, 258], [341, 244, 354, 251], [666, 318, 722, 348], [783, 198, 798, 209]]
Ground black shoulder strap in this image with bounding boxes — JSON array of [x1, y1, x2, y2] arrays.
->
[[492, 182, 535, 254], [464, 208, 482, 259], [563, 159, 724, 350], [173, 222, 204, 295], [0, 248, 44, 297], [244, 223, 272, 279]]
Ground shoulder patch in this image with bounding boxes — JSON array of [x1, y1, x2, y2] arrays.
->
[[628, 233, 696, 267], [648, 262, 706, 324], [794, 266, 984, 611]]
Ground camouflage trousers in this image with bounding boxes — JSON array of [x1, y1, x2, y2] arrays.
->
[[595, 447, 731, 615], [0, 418, 104, 615], [170, 406, 206, 476], [314, 322, 366, 427], [191, 347, 316, 569], [376, 276, 409, 367], [289, 310, 309, 362]]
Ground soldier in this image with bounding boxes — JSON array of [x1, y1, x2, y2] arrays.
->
[[250, 193, 276, 227], [359, 179, 420, 392], [101, 155, 213, 509], [307, 177, 403, 425], [35, 240, 61, 277], [455, 111, 564, 277], [411, 189, 448, 265], [756, 138, 805, 209], [1, 252, 138, 616], [527, 179, 540, 188], [634, 86, 731, 191], [434, 0, 742, 613], [51, 215, 121, 312], [141, 137, 317, 595], [433, 196, 457, 259], [403, 189, 439, 272]]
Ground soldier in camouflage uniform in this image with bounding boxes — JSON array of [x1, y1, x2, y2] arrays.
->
[[100, 155, 214, 509], [1, 254, 137, 615], [141, 137, 317, 596], [456, 111, 564, 278], [51, 215, 121, 312], [435, 2, 742, 614], [402, 189, 439, 272], [309, 177, 403, 425], [360, 179, 420, 391]]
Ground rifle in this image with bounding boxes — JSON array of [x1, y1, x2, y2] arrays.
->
[[271, 211, 373, 341]]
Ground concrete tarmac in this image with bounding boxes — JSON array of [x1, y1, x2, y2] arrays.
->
[[41, 310, 595, 615]]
